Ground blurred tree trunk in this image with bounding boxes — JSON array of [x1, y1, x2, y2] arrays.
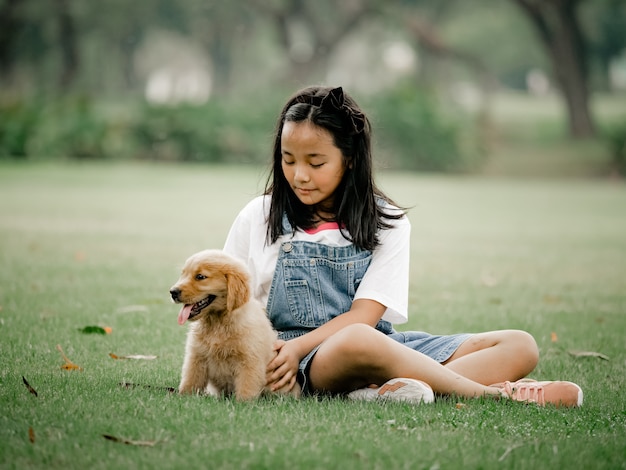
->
[[206, 35, 231, 95], [513, 0, 595, 138], [0, 0, 20, 86], [405, 14, 499, 154], [590, 0, 626, 92], [250, 0, 377, 86], [186, 3, 253, 96], [405, 16, 497, 93], [54, 0, 78, 90], [119, 26, 142, 90]]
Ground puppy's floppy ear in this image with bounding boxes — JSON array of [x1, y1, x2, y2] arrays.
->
[[225, 268, 250, 312]]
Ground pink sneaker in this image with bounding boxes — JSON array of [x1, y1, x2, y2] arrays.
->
[[499, 380, 583, 407]]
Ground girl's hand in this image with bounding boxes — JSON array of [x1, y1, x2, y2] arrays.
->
[[266, 339, 300, 392]]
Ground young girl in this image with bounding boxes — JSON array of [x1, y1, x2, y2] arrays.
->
[[223, 86, 583, 407]]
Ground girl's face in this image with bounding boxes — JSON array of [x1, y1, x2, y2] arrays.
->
[[280, 121, 346, 215]]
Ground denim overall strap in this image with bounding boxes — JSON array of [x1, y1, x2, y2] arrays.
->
[[266, 221, 394, 341]]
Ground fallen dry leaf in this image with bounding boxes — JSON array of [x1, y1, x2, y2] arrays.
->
[[551, 332, 558, 343], [102, 434, 160, 447], [28, 427, 35, 444], [109, 353, 157, 360], [56, 344, 83, 371], [22, 376, 38, 397], [543, 294, 561, 304], [568, 350, 610, 360]]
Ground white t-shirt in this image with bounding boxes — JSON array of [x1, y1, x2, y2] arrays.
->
[[223, 195, 410, 324]]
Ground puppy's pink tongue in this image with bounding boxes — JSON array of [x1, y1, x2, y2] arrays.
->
[[178, 304, 193, 325]]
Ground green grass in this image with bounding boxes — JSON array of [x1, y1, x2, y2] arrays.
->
[[1, 163, 625, 469]]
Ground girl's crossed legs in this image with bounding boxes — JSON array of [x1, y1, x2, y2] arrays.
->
[[307, 324, 539, 399]]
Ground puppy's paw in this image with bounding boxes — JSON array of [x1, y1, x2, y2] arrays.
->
[[234, 391, 263, 401], [234, 383, 264, 401], [178, 383, 201, 395]]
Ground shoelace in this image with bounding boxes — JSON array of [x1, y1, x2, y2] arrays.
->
[[504, 381, 545, 405]]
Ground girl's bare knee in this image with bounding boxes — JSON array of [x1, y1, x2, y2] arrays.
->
[[497, 330, 539, 377], [328, 323, 384, 359], [452, 329, 539, 377], [309, 324, 390, 391], [319, 323, 395, 375], [512, 330, 539, 369]]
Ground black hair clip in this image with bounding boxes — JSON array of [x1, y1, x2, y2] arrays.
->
[[320, 87, 365, 135], [319, 87, 345, 113], [297, 87, 365, 135]]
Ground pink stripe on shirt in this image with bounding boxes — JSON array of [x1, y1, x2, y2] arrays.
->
[[304, 222, 341, 234]]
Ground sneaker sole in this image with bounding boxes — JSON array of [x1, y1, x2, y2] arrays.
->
[[348, 378, 435, 404]]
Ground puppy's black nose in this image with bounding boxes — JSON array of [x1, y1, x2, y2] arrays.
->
[[170, 288, 181, 302]]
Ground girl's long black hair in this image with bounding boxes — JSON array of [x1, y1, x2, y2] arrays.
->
[[265, 86, 405, 252]]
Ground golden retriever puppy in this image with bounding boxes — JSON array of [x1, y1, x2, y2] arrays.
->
[[170, 249, 300, 400]]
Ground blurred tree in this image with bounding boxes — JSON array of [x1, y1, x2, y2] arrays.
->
[[78, 0, 187, 94], [0, 0, 85, 94], [434, 0, 545, 90], [0, 0, 20, 82], [248, 0, 381, 85], [583, 0, 626, 91], [53, 0, 78, 90], [513, 0, 595, 138], [183, 1, 256, 95], [404, 14, 496, 93], [2, 0, 623, 150], [397, 1, 485, 84], [0, 0, 54, 92]]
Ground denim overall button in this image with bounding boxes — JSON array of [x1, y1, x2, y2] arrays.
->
[[283, 242, 293, 253]]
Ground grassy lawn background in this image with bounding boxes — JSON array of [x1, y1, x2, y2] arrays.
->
[[0, 162, 625, 469]]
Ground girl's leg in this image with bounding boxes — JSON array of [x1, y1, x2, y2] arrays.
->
[[443, 330, 539, 385], [307, 324, 501, 398]]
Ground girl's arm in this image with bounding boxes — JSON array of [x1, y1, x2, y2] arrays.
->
[[267, 298, 385, 391], [267, 212, 411, 391]]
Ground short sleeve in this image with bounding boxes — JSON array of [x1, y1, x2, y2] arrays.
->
[[353, 215, 410, 324], [223, 204, 252, 261], [223, 196, 277, 303]]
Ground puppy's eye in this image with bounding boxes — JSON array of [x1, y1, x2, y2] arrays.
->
[[195, 273, 207, 281]]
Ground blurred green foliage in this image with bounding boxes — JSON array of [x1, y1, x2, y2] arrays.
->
[[132, 98, 279, 164], [366, 86, 479, 172], [604, 121, 626, 176], [0, 100, 39, 158], [0, 95, 266, 163], [0, 88, 480, 171], [1, 1, 625, 174], [0, 96, 108, 159]]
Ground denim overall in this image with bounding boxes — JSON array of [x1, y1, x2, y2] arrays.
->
[[265, 218, 471, 394]]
